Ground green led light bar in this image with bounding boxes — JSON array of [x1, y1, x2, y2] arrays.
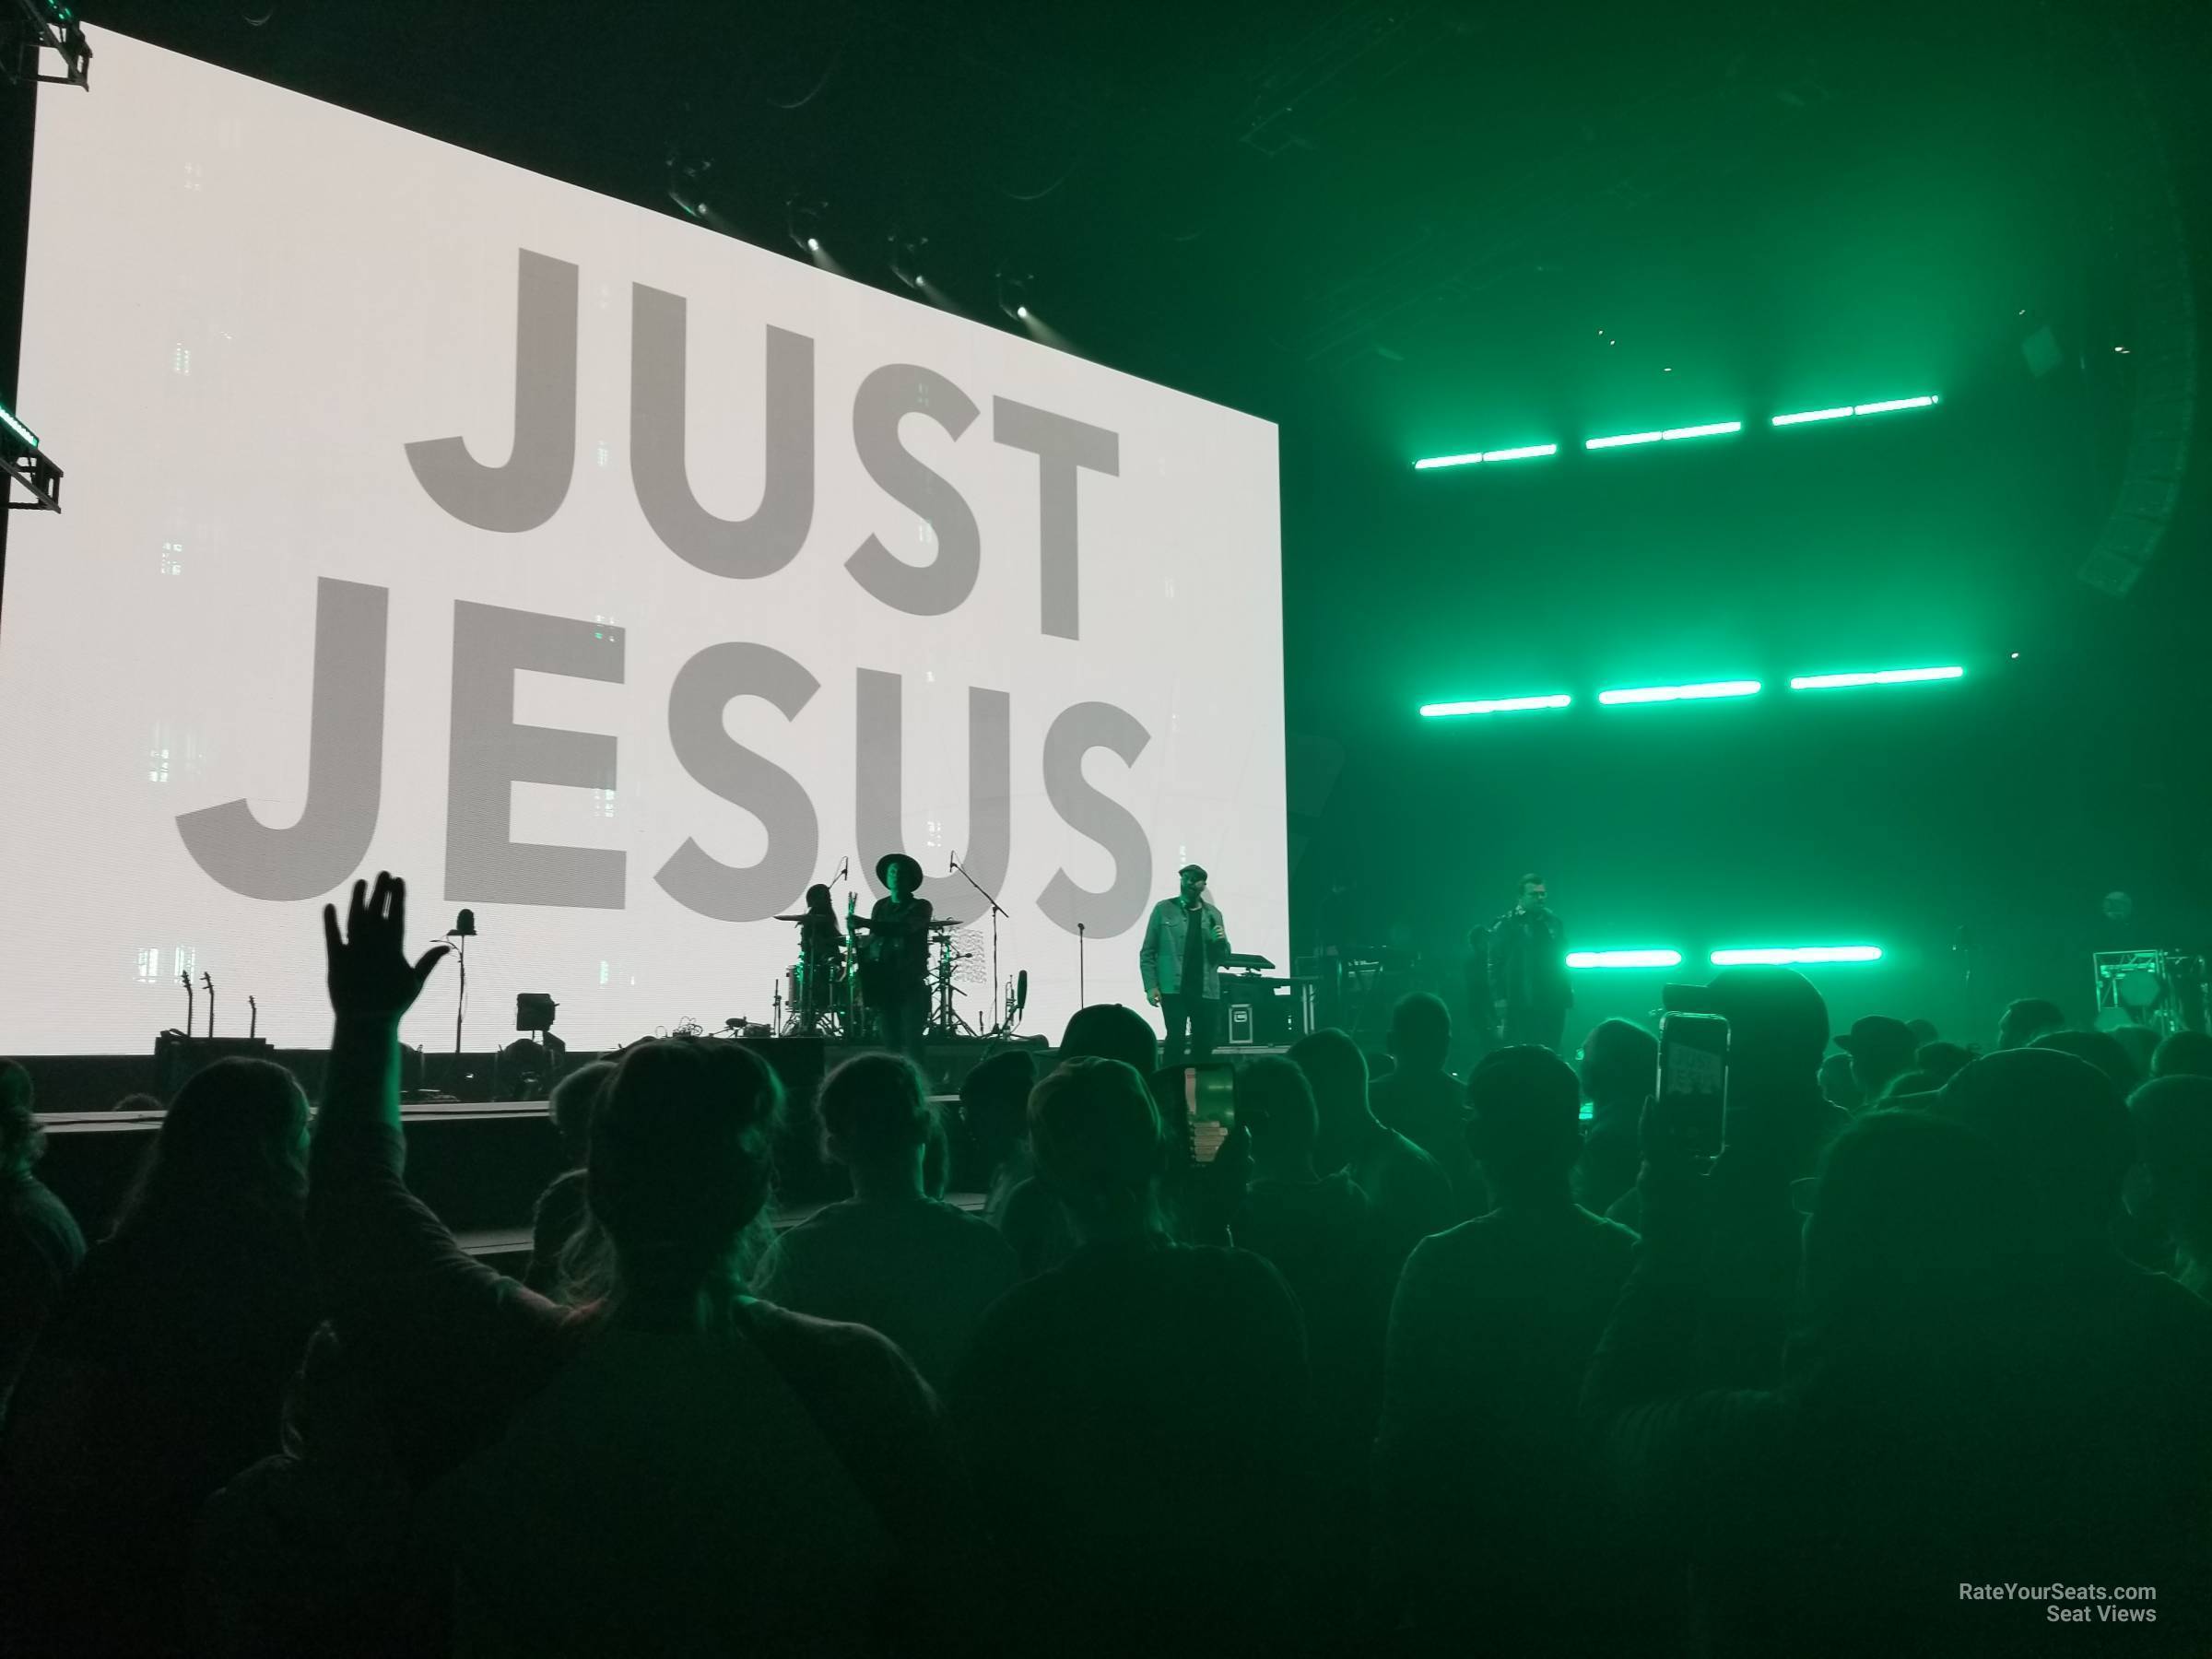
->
[[1418, 694, 1572, 717], [1710, 946, 1884, 966], [1567, 949, 1683, 970], [1413, 442, 1559, 470], [1789, 665, 1964, 691], [1772, 394, 1940, 427], [0, 405, 39, 450], [1584, 429, 1664, 450], [1597, 679, 1761, 706], [1661, 420, 1741, 441]]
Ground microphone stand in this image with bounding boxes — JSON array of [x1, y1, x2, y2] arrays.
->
[[1077, 923, 1087, 1007], [181, 970, 195, 1039], [202, 972, 216, 1039], [948, 852, 1008, 1036]]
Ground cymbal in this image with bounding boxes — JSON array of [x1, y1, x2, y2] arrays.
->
[[772, 914, 813, 923]]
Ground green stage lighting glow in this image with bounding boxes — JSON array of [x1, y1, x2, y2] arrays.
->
[[1597, 679, 1761, 706], [1567, 949, 1683, 970], [1660, 420, 1742, 441], [1418, 694, 1572, 717], [1771, 394, 1939, 427], [1413, 442, 1558, 470], [1789, 665, 1965, 691], [1584, 429, 1664, 450], [0, 405, 39, 450], [1709, 946, 1884, 966]]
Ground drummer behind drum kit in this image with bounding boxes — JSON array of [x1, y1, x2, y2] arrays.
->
[[765, 908, 1024, 1042]]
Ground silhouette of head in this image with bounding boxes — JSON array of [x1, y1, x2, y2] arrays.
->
[[1030, 1057, 1164, 1235], [1838, 1017, 1918, 1102], [2030, 1029, 2140, 1092], [2108, 1024, 2160, 1081], [2130, 1076, 2212, 1257], [1518, 873, 1547, 911], [548, 1060, 616, 1167], [1387, 992, 1452, 1073], [2153, 1030, 2212, 1080], [588, 1038, 782, 1294], [1237, 1055, 1319, 1179], [1581, 1018, 1657, 1110], [959, 1048, 1038, 1164], [120, 1057, 309, 1232], [1912, 1041, 1975, 1085], [1936, 1048, 2134, 1246], [1701, 967, 1829, 1097], [1060, 1004, 1159, 1075], [805, 882, 834, 912], [1799, 1110, 2015, 1354], [1995, 997, 2065, 1051], [1288, 1029, 1371, 1154], [817, 1052, 931, 1174], [1467, 1044, 1582, 1198], [0, 1059, 41, 1176]]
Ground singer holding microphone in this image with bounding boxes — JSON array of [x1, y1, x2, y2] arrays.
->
[[1139, 863, 1230, 1065]]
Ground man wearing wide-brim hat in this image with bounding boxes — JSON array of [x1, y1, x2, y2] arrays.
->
[[858, 852, 934, 1063], [1139, 864, 1232, 1065]]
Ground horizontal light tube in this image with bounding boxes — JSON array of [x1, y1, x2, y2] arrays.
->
[[0, 405, 38, 450], [1567, 949, 1683, 970], [1710, 946, 1884, 966], [1771, 406, 1855, 427], [1584, 429, 1664, 450], [1596, 679, 1761, 705], [1789, 665, 1964, 690], [1661, 420, 1742, 441], [1413, 442, 1558, 470], [1853, 395, 1938, 416], [1419, 694, 1572, 717]]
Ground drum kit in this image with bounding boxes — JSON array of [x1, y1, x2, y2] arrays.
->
[[768, 910, 979, 1040]]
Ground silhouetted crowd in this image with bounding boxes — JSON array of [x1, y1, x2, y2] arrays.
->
[[3, 874, 2210, 1655]]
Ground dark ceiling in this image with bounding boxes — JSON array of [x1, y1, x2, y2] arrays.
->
[[8, 0, 2211, 738]]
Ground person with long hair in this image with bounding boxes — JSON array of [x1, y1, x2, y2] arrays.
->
[[307, 874, 963, 1653], [0, 1056, 320, 1654]]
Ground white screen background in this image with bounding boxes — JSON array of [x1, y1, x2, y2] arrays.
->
[[1, 29, 1284, 1057]]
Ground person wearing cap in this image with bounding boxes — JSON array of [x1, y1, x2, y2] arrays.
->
[[1834, 1015, 1918, 1110], [860, 852, 934, 1063], [1139, 864, 1232, 1065]]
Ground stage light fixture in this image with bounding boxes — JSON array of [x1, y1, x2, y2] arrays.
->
[[1567, 949, 1683, 970], [1772, 394, 1939, 427], [1418, 694, 1572, 717], [4, 0, 90, 88], [1412, 442, 1558, 470], [1584, 429, 1664, 451], [888, 231, 929, 292], [996, 269, 1034, 324], [1596, 679, 1760, 705], [1660, 420, 1741, 441], [1709, 946, 1884, 966], [786, 197, 827, 256], [1789, 665, 1964, 691], [1, 399, 62, 512]]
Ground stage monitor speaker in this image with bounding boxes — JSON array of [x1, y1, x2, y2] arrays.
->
[[1226, 1003, 1255, 1044]]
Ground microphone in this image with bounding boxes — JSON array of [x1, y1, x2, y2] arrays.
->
[[447, 908, 477, 938], [949, 850, 957, 874], [1015, 969, 1029, 1017]]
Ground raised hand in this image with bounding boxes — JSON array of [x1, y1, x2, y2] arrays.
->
[[323, 872, 450, 1021]]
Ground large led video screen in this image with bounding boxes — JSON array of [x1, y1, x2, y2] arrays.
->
[[1, 29, 1284, 1058]]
